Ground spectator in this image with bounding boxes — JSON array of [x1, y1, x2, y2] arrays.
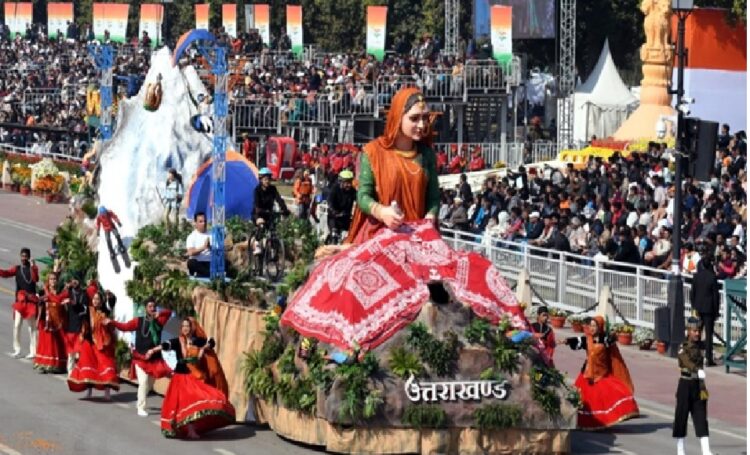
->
[[443, 196, 469, 231], [185, 212, 211, 278]]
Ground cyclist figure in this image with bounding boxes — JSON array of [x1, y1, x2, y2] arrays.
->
[[326, 169, 357, 244], [252, 168, 289, 257]]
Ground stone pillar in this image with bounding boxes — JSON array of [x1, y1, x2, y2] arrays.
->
[[613, 0, 676, 140]]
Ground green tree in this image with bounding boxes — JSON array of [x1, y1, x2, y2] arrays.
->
[[387, 0, 420, 50], [419, 0, 444, 44]]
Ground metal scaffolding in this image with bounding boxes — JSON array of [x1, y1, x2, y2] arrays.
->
[[444, 0, 459, 56], [557, 0, 576, 150], [196, 44, 229, 281], [87, 44, 114, 141]]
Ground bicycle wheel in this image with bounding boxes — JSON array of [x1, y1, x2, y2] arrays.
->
[[264, 237, 286, 282]]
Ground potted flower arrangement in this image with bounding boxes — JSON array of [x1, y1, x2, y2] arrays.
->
[[548, 308, 568, 329], [19, 176, 31, 195], [35, 175, 61, 202], [567, 314, 584, 333], [11, 164, 31, 192], [613, 323, 635, 345], [634, 327, 655, 350], [30, 158, 61, 202]]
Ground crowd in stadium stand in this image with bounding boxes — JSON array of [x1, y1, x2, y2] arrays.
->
[[0, 22, 151, 156], [439, 136, 747, 278]]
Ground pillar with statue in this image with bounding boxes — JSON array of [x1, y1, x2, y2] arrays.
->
[[614, 0, 677, 140]]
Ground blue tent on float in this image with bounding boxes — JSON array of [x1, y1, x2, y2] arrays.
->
[[185, 151, 259, 222]]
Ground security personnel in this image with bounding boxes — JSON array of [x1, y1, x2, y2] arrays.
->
[[690, 254, 720, 366], [673, 317, 713, 455]]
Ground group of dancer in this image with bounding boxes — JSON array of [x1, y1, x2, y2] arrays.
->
[[1, 250, 235, 439]]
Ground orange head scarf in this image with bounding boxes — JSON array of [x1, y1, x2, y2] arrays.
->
[[378, 87, 433, 150]]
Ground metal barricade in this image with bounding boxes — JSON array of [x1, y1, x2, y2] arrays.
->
[[439, 227, 742, 346]]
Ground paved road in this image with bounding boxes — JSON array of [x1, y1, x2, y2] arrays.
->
[[0, 192, 746, 454]]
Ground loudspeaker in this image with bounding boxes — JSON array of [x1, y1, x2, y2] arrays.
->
[[684, 117, 719, 182], [654, 306, 671, 343]]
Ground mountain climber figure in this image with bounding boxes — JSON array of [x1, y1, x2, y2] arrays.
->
[[96, 206, 127, 262], [143, 73, 163, 112]]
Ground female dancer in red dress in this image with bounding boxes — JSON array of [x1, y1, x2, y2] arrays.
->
[[68, 290, 119, 398], [148, 318, 235, 439], [34, 272, 69, 373], [562, 315, 639, 429]]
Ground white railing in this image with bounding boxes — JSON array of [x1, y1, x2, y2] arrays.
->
[[439, 228, 743, 345], [22, 88, 62, 114], [418, 68, 465, 101], [232, 102, 281, 133]]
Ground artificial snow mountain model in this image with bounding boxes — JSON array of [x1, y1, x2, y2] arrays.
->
[[96, 47, 217, 324]]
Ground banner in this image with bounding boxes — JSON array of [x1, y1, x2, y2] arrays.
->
[[47, 3, 73, 38], [221, 4, 237, 37], [254, 4, 270, 44], [286, 5, 303, 58], [244, 4, 254, 32], [4, 3, 32, 38], [195, 4, 209, 30], [490, 5, 512, 68], [93, 3, 129, 43], [139, 4, 164, 48], [366, 6, 387, 62]]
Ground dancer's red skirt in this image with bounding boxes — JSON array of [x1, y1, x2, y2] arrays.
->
[[129, 351, 173, 380], [160, 373, 236, 438], [63, 332, 81, 357], [34, 325, 67, 373], [68, 340, 119, 392], [12, 291, 37, 320], [575, 372, 640, 429]]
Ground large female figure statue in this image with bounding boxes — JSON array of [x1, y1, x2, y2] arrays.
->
[[345, 87, 441, 244], [283, 87, 530, 353]]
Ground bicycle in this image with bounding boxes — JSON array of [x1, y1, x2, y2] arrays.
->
[[250, 213, 286, 282], [325, 227, 344, 245]]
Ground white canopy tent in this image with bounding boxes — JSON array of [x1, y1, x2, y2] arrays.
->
[[573, 40, 639, 142]]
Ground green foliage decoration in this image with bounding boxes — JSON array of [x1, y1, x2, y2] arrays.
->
[[473, 403, 522, 429], [388, 346, 424, 379], [401, 404, 448, 428], [406, 322, 459, 377], [336, 352, 382, 422], [464, 318, 492, 345], [530, 365, 582, 417], [114, 338, 131, 373], [276, 216, 320, 264], [53, 217, 98, 283]]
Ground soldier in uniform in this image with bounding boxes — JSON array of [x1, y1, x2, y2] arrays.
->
[[673, 317, 713, 455]]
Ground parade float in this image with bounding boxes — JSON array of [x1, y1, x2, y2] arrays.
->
[[241, 222, 579, 454], [51, 38, 579, 453]]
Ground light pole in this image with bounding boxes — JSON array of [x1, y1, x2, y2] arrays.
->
[[666, 0, 693, 357]]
